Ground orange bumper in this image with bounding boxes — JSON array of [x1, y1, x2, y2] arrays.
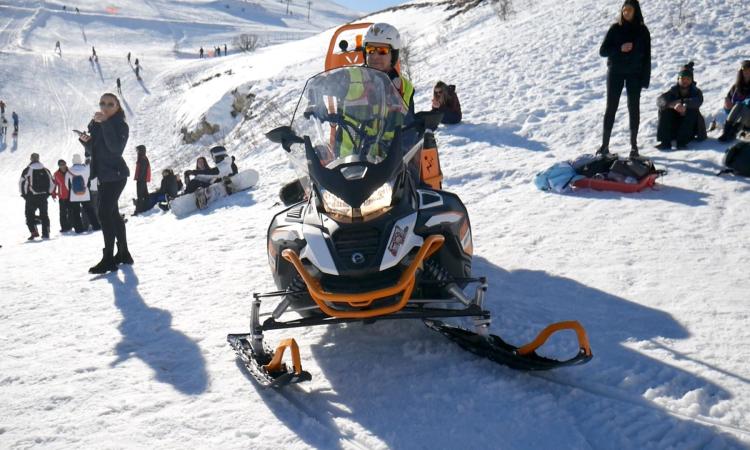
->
[[281, 235, 445, 319]]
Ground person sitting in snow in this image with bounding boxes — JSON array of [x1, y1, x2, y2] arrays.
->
[[183, 146, 234, 194], [655, 62, 706, 150], [431, 81, 462, 124], [718, 60, 750, 142], [139, 169, 183, 212]]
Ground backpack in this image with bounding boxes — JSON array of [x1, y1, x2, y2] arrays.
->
[[719, 142, 750, 176], [71, 174, 87, 195], [608, 158, 656, 182], [31, 168, 50, 193], [572, 154, 618, 177]]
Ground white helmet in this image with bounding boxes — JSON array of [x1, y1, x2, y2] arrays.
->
[[363, 23, 401, 50]]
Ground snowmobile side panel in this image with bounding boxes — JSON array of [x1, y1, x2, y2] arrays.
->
[[379, 212, 422, 271]]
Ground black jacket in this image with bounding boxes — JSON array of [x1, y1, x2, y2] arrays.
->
[[159, 174, 181, 198], [432, 85, 462, 124], [80, 110, 130, 182], [657, 83, 704, 111], [599, 22, 651, 88]]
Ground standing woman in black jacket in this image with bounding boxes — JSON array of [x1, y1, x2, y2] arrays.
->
[[79, 93, 132, 274], [598, 0, 651, 158]]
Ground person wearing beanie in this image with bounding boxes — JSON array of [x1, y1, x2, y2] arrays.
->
[[18, 153, 55, 240], [718, 60, 750, 142], [597, 0, 651, 158], [133, 144, 151, 214], [66, 153, 101, 233], [655, 62, 706, 150], [183, 145, 235, 194], [53, 158, 74, 232]]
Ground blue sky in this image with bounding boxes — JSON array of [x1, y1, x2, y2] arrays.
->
[[334, 0, 405, 13]]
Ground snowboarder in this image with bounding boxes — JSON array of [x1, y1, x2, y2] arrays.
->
[[19, 153, 55, 239], [11, 111, 18, 134], [718, 60, 750, 142], [116, 78, 121, 94], [431, 81, 462, 124], [66, 153, 101, 233], [127, 52, 131, 63], [53, 159, 74, 232], [78, 92, 132, 273], [183, 146, 234, 193], [133, 144, 151, 214], [655, 62, 706, 150], [199, 47, 204, 58], [597, 0, 651, 159]]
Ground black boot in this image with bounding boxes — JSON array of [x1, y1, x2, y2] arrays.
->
[[596, 145, 610, 156], [718, 123, 737, 143], [629, 146, 640, 159], [114, 241, 133, 265], [89, 248, 117, 274]]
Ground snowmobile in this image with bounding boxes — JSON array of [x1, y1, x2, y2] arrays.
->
[[228, 66, 592, 387]]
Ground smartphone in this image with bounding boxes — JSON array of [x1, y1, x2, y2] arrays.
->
[[72, 129, 85, 136]]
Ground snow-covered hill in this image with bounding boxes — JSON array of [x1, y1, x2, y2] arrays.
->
[[1, 0, 750, 448]]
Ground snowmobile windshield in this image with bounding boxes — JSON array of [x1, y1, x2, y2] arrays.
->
[[291, 66, 408, 169], [284, 67, 410, 218]]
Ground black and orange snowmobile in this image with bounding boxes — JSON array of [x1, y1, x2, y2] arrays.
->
[[228, 24, 592, 387]]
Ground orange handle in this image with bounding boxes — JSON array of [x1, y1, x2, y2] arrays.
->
[[516, 321, 592, 357]]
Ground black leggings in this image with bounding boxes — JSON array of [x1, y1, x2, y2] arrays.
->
[[602, 72, 642, 149], [98, 179, 127, 256]]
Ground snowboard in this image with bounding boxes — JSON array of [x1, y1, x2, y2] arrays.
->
[[169, 169, 259, 217]]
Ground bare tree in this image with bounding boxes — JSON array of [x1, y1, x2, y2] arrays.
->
[[233, 34, 260, 53]]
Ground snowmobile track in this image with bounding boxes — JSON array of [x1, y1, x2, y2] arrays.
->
[[530, 371, 750, 441]]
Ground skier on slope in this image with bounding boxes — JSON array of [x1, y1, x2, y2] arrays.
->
[[183, 146, 234, 194], [12, 111, 19, 134], [19, 153, 55, 240], [66, 153, 101, 233]]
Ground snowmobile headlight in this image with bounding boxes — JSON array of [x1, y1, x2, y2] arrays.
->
[[320, 182, 393, 219], [320, 189, 354, 217], [359, 182, 393, 217]]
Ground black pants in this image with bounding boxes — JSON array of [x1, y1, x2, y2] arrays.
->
[[657, 108, 705, 146], [602, 72, 642, 150], [25, 195, 50, 236], [727, 103, 750, 129], [135, 180, 148, 212], [98, 179, 127, 256], [59, 198, 73, 231], [185, 178, 211, 194], [70, 201, 101, 232]]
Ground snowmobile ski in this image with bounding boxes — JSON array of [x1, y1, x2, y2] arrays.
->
[[228, 333, 312, 388], [424, 319, 592, 371]]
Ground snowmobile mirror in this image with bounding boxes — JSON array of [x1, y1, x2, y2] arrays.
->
[[338, 39, 349, 52], [266, 126, 303, 152]]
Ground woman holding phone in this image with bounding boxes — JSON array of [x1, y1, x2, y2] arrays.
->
[[79, 92, 132, 274], [598, 0, 651, 158]]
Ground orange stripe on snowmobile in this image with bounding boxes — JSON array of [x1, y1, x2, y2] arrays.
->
[[281, 235, 445, 319], [263, 338, 304, 376], [516, 321, 592, 357]]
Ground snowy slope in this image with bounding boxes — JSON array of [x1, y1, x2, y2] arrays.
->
[[2, 0, 750, 448]]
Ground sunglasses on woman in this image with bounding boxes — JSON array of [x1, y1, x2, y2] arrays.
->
[[434, 90, 443, 96], [365, 45, 391, 56], [99, 101, 116, 108]]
